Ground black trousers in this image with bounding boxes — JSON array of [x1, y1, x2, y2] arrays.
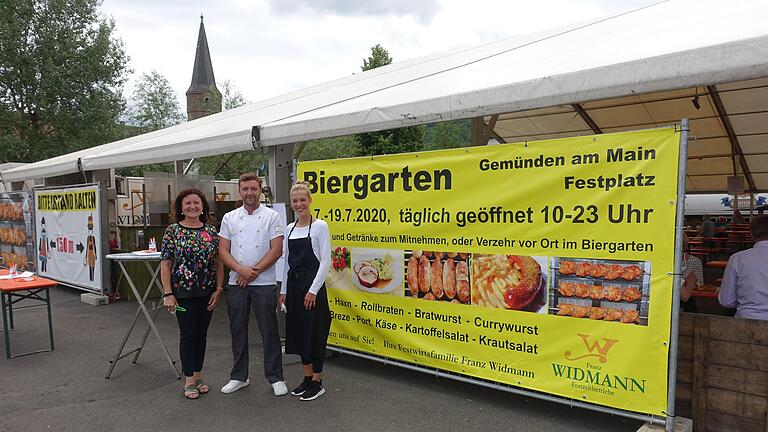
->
[[301, 356, 325, 374], [175, 296, 213, 377]]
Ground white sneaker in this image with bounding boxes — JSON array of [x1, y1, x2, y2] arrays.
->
[[221, 379, 250, 394], [272, 380, 288, 396]]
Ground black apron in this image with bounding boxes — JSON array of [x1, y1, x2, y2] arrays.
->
[[284, 218, 331, 359]]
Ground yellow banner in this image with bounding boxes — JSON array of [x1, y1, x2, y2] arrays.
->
[[300, 128, 680, 416], [36, 190, 98, 211]]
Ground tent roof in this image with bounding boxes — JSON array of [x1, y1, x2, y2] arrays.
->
[[3, 0, 768, 192]]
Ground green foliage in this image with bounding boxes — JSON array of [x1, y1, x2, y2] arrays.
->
[[300, 136, 361, 161], [356, 44, 424, 156], [195, 151, 267, 181], [424, 119, 471, 150], [355, 126, 425, 156], [0, 0, 130, 163], [115, 162, 175, 178], [115, 70, 184, 176], [219, 79, 248, 110], [362, 44, 392, 71], [128, 70, 184, 132]]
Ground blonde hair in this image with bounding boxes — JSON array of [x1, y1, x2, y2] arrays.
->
[[290, 181, 312, 200]]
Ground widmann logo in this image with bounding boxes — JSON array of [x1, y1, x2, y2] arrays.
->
[[565, 333, 619, 363], [551, 333, 647, 394]]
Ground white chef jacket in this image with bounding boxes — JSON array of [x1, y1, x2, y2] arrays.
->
[[220, 205, 284, 286]]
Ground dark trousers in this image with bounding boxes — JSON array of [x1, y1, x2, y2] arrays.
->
[[227, 284, 283, 383], [175, 297, 213, 377], [301, 356, 325, 374]]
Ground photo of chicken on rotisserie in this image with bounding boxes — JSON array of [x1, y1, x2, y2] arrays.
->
[[556, 303, 640, 324], [557, 281, 644, 303], [405, 251, 471, 304], [552, 257, 650, 326], [558, 260, 645, 281]]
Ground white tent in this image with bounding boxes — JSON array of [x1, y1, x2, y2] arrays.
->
[[3, 0, 768, 192]]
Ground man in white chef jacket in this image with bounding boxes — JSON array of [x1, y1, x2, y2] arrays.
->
[[219, 173, 288, 396]]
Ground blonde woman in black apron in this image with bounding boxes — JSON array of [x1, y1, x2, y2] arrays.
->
[[279, 182, 332, 401]]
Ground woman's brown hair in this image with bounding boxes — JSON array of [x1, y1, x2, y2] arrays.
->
[[173, 188, 210, 224]]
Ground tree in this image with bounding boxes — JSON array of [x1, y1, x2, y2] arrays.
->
[[128, 70, 184, 132], [0, 0, 130, 163], [300, 136, 361, 161], [195, 151, 267, 181], [355, 44, 424, 156], [115, 70, 184, 176], [362, 44, 392, 71], [424, 120, 472, 150], [355, 126, 424, 156], [219, 79, 247, 110]]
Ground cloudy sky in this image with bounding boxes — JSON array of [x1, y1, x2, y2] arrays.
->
[[99, 0, 652, 109]]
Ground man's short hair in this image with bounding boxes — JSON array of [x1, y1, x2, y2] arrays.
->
[[238, 172, 262, 187], [751, 215, 768, 241]]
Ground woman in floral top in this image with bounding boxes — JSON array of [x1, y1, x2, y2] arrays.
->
[[161, 188, 223, 399]]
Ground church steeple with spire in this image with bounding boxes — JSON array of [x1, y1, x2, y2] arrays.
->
[[186, 15, 221, 121]]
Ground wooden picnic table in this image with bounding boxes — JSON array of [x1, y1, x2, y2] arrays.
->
[[0, 269, 57, 358]]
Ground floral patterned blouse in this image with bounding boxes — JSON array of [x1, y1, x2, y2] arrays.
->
[[161, 223, 219, 298]]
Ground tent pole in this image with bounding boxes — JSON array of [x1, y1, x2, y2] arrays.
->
[[666, 119, 689, 432]]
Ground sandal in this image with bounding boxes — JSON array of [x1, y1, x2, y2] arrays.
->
[[195, 379, 209, 394], [184, 384, 200, 399]]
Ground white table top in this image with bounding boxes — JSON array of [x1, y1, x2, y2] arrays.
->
[[106, 252, 162, 261]]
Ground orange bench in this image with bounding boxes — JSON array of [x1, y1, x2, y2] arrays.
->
[[0, 270, 57, 358]]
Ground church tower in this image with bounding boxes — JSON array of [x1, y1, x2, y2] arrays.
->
[[186, 15, 221, 121]]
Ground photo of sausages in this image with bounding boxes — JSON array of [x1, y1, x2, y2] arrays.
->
[[418, 255, 431, 293], [405, 251, 471, 304], [443, 257, 456, 299], [407, 256, 419, 296]]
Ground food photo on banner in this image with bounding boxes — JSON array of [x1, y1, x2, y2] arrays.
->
[[34, 185, 102, 292], [0, 191, 34, 271], [300, 127, 681, 417]]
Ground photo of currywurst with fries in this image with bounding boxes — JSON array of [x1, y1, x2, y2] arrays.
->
[[471, 254, 546, 312]]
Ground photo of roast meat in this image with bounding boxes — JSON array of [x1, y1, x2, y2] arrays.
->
[[355, 262, 379, 288]]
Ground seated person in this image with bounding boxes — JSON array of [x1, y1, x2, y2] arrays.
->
[[681, 233, 703, 313], [698, 214, 715, 238], [718, 216, 768, 320], [714, 216, 728, 237], [733, 210, 744, 225], [698, 214, 716, 248]]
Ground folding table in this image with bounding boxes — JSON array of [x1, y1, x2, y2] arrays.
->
[[0, 270, 57, 359], [104, 253, 180, 378]]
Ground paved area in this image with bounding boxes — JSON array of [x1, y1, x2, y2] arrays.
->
[[1, 286, 645, 432]]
